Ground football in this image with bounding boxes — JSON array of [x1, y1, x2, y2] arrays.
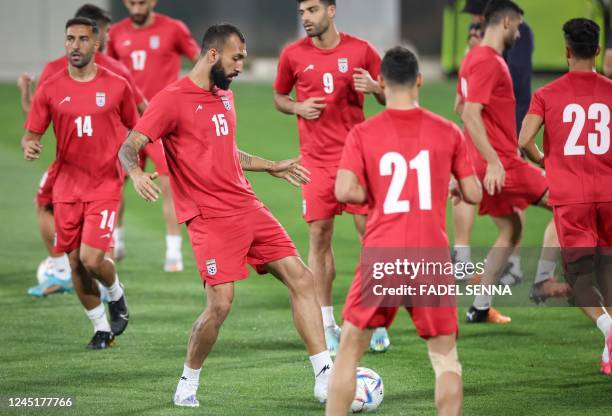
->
[[351, 367, 384, 413]]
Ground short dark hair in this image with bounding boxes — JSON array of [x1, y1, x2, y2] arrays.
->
[[563, 18, 600, 59], [484, 0, 524, 26], [297, 0, 336, 6], [381, 46, 419, 87], [65, 17, 99, 34], [201, 23, 245, 53], [75, 4, 112, 25]]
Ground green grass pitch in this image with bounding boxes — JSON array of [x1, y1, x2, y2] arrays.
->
[[0, 79, 610, 415]]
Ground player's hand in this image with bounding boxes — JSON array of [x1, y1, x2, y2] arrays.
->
[[353, 68, 381, 95], [17, 73, 33, 91], [295, 97, 326, 120], [268, 157, 311, 187], [448, 177, 463, 205], [484, 161, 505, 196], [131, 171, 161, 202], [23, 141, 42, 161]]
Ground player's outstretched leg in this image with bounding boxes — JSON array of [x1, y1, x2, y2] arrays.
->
[[160, 176, 183, 273], [452, 200, 475, 276], [500, 210, 525, 286], [428, 335, 463, 416], [80, 244, 129, 336], [325, 322, 372, 415], [266, 256, 333, 403], [68, 249, 113, 349], [466, 214, 519, 324], [174, 282, 235, 407], [309, 219, 341, 356]]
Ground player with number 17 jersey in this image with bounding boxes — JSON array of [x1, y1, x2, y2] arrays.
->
[[25, 66, 138, 252]]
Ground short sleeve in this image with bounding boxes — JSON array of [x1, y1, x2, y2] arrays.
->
[[527, 89, 545, 118], [24, 85, 50, 134], [339, 127, 366, 187], [175, 21, 200, 60], [133, 91, 177, 142], [120, 82, 139, 129], [451, 125, 476, 180], [38, 63, 57, 87], [106, 28, 119, 60], [364, 42, 382, 80], [274, 49, 296, 95], [464, 59, 499, 105]]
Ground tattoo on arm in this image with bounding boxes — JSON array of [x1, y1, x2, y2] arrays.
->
[[119, 130, 150, 173], [238, 150, 253, 169]]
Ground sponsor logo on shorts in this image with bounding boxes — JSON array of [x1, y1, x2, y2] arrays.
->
[[206, 259, 217, 276]]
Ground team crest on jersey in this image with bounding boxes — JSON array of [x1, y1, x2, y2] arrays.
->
[[150, 35, 160, 49], [221, 96, 232, 111], [96, 92, 106, 107], [338, 58, 349, 73], [206, 259, 217, 276]]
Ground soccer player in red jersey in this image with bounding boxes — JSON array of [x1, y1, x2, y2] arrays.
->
[[108, 0, 201, 272], [274, 0, 389, 355], [326, 47, 482, 416], [119, 24, 332, 407], [458, 0, 568, 324], [16, 4, 145, 297], [21, 18, 138, 349], [519, 18, 612, 375]]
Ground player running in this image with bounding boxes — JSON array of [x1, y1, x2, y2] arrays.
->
[[119, 24, 332, 407], [17, 3, 145, 297], [274, 0, 390, 354], [458, 0, 568, 324], [108, 0, 201, 272], [519, 18, 612, 375], [326, 46, 482, 416], [22, 17, 137, 348]]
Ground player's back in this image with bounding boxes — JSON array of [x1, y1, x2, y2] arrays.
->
[[342, 108, 473, 247], [531, 71, 612, 205]]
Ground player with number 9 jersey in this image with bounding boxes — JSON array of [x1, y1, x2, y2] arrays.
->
[[25, 66, 138, 252]]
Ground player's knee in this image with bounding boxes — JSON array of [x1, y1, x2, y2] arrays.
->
[[79, 252, 103, 274], [428, 346, 462, 380], [205, 300, 233, 326], [309, 222, 333, 247]]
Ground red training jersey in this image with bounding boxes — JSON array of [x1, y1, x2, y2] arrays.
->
[[107, 13, 200, 100], [457, 45, 522, 171], [274, 33, 381, 167], [25, 66, 138, 203], [38, 52, 145, 106], [133, 77, 264, 223], [339, 108, 475, 247], [528, 71, 612, 206]]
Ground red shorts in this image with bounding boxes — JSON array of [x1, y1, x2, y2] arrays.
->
[[478, 160, 548, 217], [139, 140, 169, 176], [342, 269, 458, 339], [35, 164, 59, 207], [186, 207, 299, 286], [553, 202, 612, 262], [54, 200, 120, 253], [302, 166, 368, 222]]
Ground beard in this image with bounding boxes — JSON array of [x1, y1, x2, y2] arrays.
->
[[130, 11, 150, 26], [69, 51, 93, 69], [504, 31, 519, 50], [210, 60, 234, 90], [304, 21, 329, 38]]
